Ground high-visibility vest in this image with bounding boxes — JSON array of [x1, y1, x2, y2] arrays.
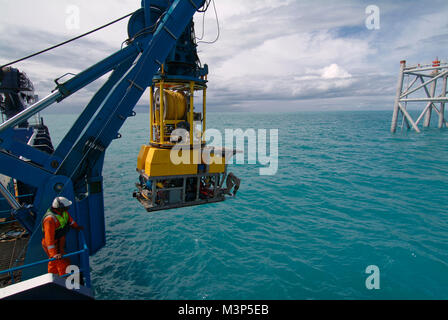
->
[[41, 209, 71, 239]]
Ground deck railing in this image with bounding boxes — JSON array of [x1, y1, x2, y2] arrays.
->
[[0, 231, 91, 288]]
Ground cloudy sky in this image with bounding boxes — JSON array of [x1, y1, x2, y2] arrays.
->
[[1, 0, 448, 113]]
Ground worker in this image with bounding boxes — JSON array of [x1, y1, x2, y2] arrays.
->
[[41, 196, 83, 276]]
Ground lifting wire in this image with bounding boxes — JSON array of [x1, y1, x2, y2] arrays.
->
[[0, 1, 217, 68], [125, 1, 215, 48], [197, 0, 212, 13], [196, 0, 220, 45], [0, 10, 137, 202], [122, 9, 167, 48], [195, 8, 206, 41], [0, 12, 134, 69], [57, 1, 220, 194], [55, 9, 184, 198], [2, 2, 219, 200], [195, 0, 213, 41]]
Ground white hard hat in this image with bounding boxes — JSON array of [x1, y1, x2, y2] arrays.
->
[[52, 196, 72, 209]]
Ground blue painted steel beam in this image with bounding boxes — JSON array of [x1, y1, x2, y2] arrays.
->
[[0, 92, 62, 134], [0, 151, 53, 189], [0, 45, 140, 134], [56, 0, 205, 180], [0, 127, 61, 171], [5, 0, 205, 284], [2, 231, 91, 288], [57, 44, 141, 99], [22, 174, 76, 281], [54, 56, 137, 160], [143, 0, 152, 27]]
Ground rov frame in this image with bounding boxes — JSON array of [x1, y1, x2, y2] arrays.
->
[[149, 77, 207, 147], [134, 170, 227, 212], [134, 68, 239, 212]]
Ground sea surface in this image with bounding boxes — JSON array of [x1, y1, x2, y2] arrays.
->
[[43, 110, 448, 300]]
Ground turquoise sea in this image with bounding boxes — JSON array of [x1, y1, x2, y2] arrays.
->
[[43, 110, 448, 300]]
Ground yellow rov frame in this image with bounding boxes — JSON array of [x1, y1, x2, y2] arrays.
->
[[134, 74, 237, 212]]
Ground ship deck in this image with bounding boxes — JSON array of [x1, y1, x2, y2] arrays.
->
[[0, 220, 29, 288]]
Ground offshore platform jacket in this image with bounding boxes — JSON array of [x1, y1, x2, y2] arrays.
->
[[41, 208, 80, 257]]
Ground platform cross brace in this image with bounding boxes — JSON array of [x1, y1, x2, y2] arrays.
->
[[391, 60, 448, 133]]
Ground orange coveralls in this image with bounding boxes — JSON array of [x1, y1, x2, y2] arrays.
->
[[41, 209, 80, 276]]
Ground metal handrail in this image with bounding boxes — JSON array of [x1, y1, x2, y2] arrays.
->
[[0, 219, 17, 225], [0, 194, 35, 202], [0, 194, 36, 215], [0, 231, 90, 288]]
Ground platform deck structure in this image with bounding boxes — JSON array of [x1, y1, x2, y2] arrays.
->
[[391, 59, 448, 133]]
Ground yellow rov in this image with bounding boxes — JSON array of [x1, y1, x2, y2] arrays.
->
[[134, 75, 240, 212]]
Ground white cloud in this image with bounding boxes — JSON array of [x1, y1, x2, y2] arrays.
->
[[213, 31, 369, 78], [210, 0, 294, 20], [1, 0, 448, 112], [320, 64, 351, 79], [206, 31, 366, 108]]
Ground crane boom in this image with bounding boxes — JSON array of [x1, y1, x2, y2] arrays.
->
[[0, 0, 206, 284]]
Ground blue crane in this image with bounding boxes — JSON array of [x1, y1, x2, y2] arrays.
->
[[0, 0, 211, 295]]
